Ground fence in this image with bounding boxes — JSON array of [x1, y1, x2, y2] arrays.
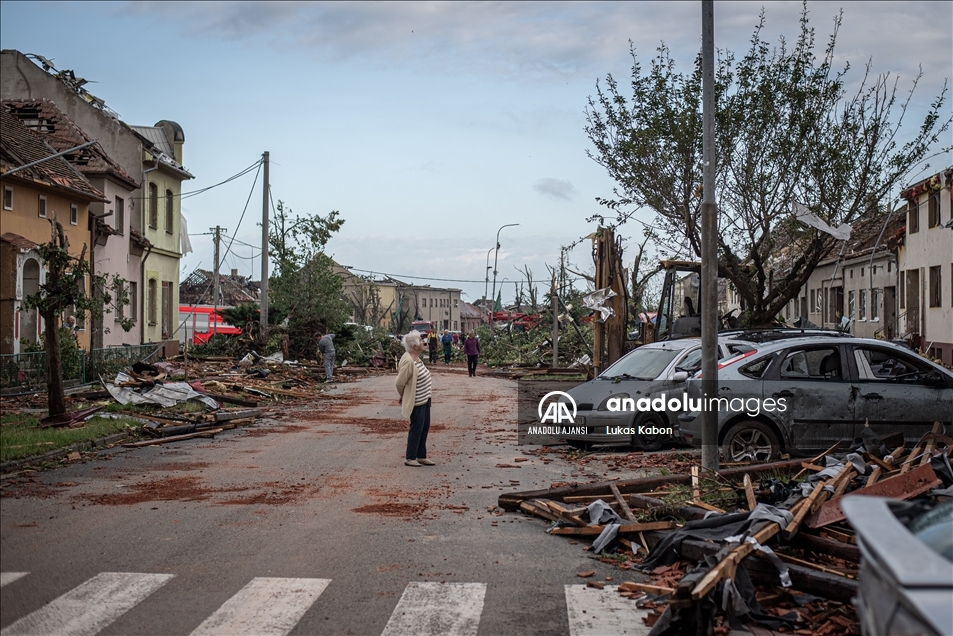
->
[[0, 343, 160, 393]]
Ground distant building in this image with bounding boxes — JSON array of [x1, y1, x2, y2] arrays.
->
[[333, 262, 462, 333]]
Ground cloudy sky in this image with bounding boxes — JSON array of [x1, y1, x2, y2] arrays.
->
[[2, 1, 950, 304]]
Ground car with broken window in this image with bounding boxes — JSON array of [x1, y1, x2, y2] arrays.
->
[[678, 336, 953, 462], [559, 338, 755, 450]]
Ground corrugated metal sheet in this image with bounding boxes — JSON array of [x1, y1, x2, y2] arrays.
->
[[130, 125, 173, 157]]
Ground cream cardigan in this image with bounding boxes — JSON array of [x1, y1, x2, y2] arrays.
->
[[396, 352, 421, 418]]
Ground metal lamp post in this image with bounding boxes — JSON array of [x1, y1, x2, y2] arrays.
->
[[490, 224, 519, 325], [483, 247, 494, 320]]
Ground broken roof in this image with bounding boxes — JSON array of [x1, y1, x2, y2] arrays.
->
[[129, 125, 193, 179], [0, 108, 107, 202], [2, 98, 139, 190]]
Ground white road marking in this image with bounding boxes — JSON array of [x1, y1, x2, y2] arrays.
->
[[0, 572, 173, 636], [565, 584, 653, 636], [380, 582, 486, 636], [189, 577, 331, 636], [0, 573, 29, 588]]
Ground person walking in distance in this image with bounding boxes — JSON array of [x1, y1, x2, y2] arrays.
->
[[464, 331, 481, 377], [441, 329, 453, 364], [318, 331, 335, 382], [428, 331, 438, 364], [396, 331, 435, 467]]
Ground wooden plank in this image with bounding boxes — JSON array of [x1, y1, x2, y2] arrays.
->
[[866, 466, 883, 486], [548, 521, 676, 536], [215, 409, 262, 422], [783, 465, 850, 538], [618, 581, 674, 596], [819, 528, 856, 545], [806, 462, 941, 529], [519, 500, 559, 522], [799, 462, 826, 472], [498, 458, 808, 511], [919, 421, 943, 466], [201, 392, 259, 407], [792, 442, 846, 480], [790, 532, 860, 563], [691, 521, 780, 600], [743, 474, 757, 512], [689, 500, 726, 514], [121, 428, 224, 447], [609, 483, 636, 521], [899, 444, 923, 474], [691, 466, 701, 503]]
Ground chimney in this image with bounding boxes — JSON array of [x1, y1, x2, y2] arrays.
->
[[231, 269, 238, 278]]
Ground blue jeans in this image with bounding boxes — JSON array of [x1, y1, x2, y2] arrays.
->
[[406, 399, 431, 460], [323, 352, 335, 380], [443, 344, 452, 364]]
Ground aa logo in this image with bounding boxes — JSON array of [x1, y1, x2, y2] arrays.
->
[[538, 391, 577, 424]]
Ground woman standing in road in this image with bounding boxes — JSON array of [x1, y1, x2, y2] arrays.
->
[[464, 331, 481, 377], [396, 331, 435, 467]]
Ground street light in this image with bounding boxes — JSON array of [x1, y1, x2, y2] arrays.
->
[[491, 224, 519, 324], [483, 247, 494, 312]]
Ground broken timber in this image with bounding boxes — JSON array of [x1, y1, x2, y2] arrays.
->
[[548, 521, 676, 536]]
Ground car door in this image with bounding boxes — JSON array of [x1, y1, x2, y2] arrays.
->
[[761, 344, 855, 451], [850, 344, 953, 444]]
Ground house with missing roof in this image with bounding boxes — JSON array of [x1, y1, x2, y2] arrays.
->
[[0, 109, 107, 354], [3, 98, 142, 349], [1, 49, 193, 356]]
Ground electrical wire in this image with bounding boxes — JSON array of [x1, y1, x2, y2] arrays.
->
[[180, 159, 263, 200], [344, 267, 585, 285]]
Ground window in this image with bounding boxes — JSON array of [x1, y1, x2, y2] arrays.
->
[[848, 290, 856, 319], [828, 287, 843, 323], [3, 186, 12, 210], [899, 274, 905, 309], [929, 266, 942, 308], [871, 289, 880, 321], [161, 281, 172, 337], [148, 279, 158, 325], [780, 347, 842, 380], [740, 356, 773, 379], [129, 281, 138, 322], [928, 194, 940, 228], [908, 199, 919, 233], [854, 346, 934, 385], [861, 267, 865, 277], [38, 194, 47, 218], [165, 189, 173, 234], [149, 182, 158, 229], [70, 203, 78, 225], [849, 269, 853, 279], [115, 281, 125, 321], [888, 261, 892, 273], [859, 289, 866, 320], [115, 196, 124, 235]]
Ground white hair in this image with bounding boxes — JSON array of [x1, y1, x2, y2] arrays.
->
[[402, 331, 423, 352]]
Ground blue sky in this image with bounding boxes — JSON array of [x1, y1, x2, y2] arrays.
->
[[2, 1, 950, 304]]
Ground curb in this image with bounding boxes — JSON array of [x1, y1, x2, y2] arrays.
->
[[0, 432, 131, 475]]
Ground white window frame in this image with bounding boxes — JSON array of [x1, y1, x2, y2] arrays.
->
[[38, 194, 47, 218], [70, 203, 78, 225]]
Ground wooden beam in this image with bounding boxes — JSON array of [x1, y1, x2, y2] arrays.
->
[[691, 521, 779, 600], [548, 521, 676, 536], [743, 474, 757, 512], [121, 428, 224, 447], [610, 483, 637, 521]]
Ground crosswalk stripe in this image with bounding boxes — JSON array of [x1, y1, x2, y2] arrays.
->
[[0, 572, 173, 636], [0, 573, 29, 588], [189, 577, 331, 636], [564, 584, 653, 636], [380, 582, 486, 636]]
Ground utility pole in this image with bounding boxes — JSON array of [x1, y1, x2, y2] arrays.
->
[[259, 151, 270, 336], [551, 277, 559, 368], [212, 225, 223, 336], [700, 0, 719, 472]]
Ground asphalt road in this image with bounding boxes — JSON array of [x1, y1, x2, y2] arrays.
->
[[1, 368, 654, 636]]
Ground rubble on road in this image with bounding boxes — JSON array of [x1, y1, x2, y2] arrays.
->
[[502, 424, 953, 636]]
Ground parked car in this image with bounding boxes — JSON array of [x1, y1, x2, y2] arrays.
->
[[679, 336, 953, 462], [560, 338, 755, 450], [842, 496, 953, 636]]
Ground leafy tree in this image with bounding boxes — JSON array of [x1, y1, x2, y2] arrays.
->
[[267, 201, 350, 358], [585, 6, 950, 326], [23, 217, 131, 416]]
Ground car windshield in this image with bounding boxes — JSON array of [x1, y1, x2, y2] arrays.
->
[[601, 348, 681, 380]]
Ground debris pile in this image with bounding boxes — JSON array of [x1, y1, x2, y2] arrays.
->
[[501, 424, 953, 635]]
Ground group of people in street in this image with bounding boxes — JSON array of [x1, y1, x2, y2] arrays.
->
[[426, 329, 480, 370]]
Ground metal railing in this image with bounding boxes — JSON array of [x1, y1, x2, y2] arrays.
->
[[0, 343, 160, 392]]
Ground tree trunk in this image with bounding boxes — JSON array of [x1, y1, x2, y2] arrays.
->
[[43, 312, 66, 416]]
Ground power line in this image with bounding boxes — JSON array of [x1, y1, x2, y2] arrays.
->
[[344, 267, 586, 285]]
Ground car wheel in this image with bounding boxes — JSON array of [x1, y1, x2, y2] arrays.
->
[[721, 421, 780, 463], [631, 413, 667, 452]]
